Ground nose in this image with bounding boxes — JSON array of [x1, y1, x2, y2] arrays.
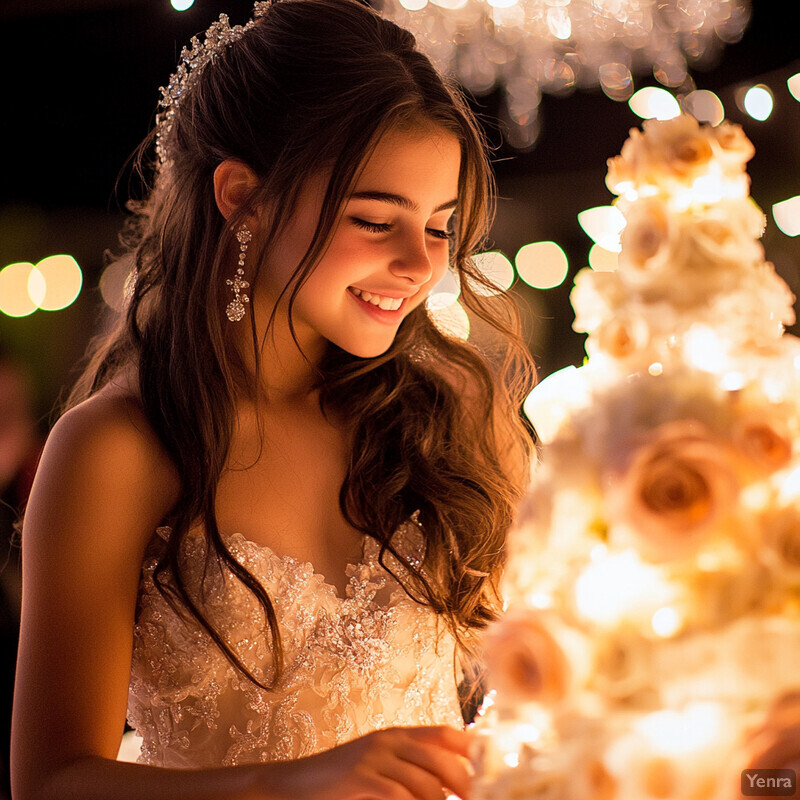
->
[[388, 232, 434, 286]]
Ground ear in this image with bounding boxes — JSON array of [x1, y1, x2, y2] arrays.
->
[[213, 160, 260, 220]]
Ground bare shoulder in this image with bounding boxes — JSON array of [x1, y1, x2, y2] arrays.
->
[[27, 379, 181, 558], [58, 383, 176, 489]]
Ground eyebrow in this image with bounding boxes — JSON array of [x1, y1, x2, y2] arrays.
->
[[348, 191, 458, 214]]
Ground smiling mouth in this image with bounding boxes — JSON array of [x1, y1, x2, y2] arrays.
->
[[348, 286, 407, 311]]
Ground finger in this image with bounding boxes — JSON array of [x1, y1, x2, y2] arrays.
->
[[401, 726, 472, 759], [394, 738, 473, 800], [379, 759, 453, 800]]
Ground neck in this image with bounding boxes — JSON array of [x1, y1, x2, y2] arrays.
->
[[236, 307, 327, 403]]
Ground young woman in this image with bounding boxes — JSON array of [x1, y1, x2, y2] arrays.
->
[[11, 1, 535, 798]]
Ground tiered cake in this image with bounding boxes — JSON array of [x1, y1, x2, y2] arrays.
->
[[474, 115, 800, 799]]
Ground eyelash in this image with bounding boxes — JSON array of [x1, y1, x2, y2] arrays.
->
[[351, 218, 454, 240]]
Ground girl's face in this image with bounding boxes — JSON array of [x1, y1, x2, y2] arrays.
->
[[258, 126, 462, 359]]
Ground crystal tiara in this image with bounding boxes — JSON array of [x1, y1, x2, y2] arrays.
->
[[155, 1, 272, 168]]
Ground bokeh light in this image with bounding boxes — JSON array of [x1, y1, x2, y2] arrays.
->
[[170, 0, 195, 10], [742, 84, 774, 121], [515, 241, 569, 289], [683, 90, 725, 126], [100, 259, 135, 312], [773, 196, 800, 237], [628, 87, 681, 120], [432, 268, 461, 300], [0, 262, 39, 318], [34, 254, 83, 311], [588, 244, 619, 272], [469, 251, 515, 295], [427, 294, 470, 340], [577, 206, 627, 252], [789, 73, 800, 103], [599, 62, 633, 102]]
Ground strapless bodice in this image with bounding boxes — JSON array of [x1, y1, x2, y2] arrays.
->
[[126, 522, 463, 768]]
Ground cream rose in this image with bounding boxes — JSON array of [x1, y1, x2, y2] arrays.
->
[[758, 504, 800, 584], [483, 610, 571, 705], [732, 416, 793, 477], [607, 116, 717, 197], [612, 420, 739, 561], [645, 115, 714, 180], [618, 198, 670, 275], [711, 121, 755, 170], [571, 267, 627, 336]]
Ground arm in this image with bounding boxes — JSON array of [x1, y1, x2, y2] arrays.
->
[[11, 392, 472, 800]]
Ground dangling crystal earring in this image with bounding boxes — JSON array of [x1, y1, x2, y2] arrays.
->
[[226, 225, 251, 322]]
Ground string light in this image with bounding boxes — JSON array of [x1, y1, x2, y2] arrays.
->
[[380, 0, 750, 149]]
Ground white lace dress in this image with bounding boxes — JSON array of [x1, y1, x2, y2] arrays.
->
[[126, 523, 464, 768]]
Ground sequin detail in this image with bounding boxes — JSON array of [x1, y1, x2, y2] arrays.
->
[[127, 523, 463, 768]]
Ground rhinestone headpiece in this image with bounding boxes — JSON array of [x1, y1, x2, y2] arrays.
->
[[155, 2, 272, 168]]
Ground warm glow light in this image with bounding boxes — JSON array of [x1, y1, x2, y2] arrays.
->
[[651, 606, 682, 638], [428, 298, 470, 340], [684, 324, 726, 373], [575, 549, 675, 626], [636, 704, 723, 756], [683, 89, 725, 126], [523, 365, 588, 444], [34, 254, 82, 311], [743, 84, 773, 121], [648, 362, 663, 376], [0, 262, 39, 318], [789, 73, 800, 103], [588, 244, 619, 272], [773, 196, 800, 237], [383, 0, 750, 150], [527, 591, 553, 609], [778, 465, 800, 503], [720, 371, 746, 391], [577, 206, 627, 252], [170, 0, 195, 9], [503, 752, 520, 768], [628, 87, 681, 120], [515, 723, 543, 743], [469, 251, 515, 295], [515, 241, 569, 289]]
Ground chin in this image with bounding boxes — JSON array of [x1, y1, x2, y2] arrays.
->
[[334, 334, 397, 360]]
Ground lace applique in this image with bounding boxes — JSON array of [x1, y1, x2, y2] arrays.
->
[[127, 522, 463, 768]]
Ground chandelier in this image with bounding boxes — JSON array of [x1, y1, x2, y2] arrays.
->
[[377, 0, 751, 148]]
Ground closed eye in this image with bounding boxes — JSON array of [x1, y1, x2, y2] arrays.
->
[[351, 218, 453, 240], [351, 218, 392, 234]]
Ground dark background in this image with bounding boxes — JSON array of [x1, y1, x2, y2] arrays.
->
[[0, 0, 798, 415], [0, 3, 798, 796]]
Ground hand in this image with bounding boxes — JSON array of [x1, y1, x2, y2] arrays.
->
[[263, 725, 473, 800]]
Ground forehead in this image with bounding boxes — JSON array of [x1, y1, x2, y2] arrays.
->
[[354, 127, 462, 201]]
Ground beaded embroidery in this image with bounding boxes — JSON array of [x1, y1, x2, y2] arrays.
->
[[127, 523, 463, 767]]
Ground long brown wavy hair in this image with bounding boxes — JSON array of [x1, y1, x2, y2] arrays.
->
[[68, 0, 536, 690]]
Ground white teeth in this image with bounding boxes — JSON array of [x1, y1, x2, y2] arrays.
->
[[350, 287, 403, 311]]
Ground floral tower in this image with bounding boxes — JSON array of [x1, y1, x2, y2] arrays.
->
[[473, 116, 800, 799]]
